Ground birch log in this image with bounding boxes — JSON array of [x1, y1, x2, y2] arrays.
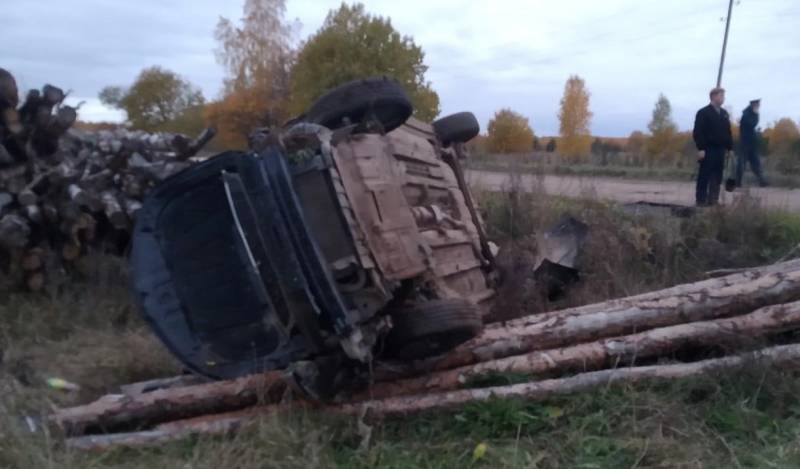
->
[[363, 300, 800, 399], [51, 371, 286, 435], [66, 343, 800, 451], [337, 343, 800, 419], [486, 258, 800, 333], [384, 264, 800, 379]]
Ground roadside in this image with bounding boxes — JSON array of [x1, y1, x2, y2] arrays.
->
[[468, 169, 800, 211], [465, 160, 800, 189]]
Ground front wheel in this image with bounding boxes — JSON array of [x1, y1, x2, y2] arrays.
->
[[384, 299, 483, 360]]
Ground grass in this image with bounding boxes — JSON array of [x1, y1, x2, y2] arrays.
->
[[5, 196, 800, 467], [476, 178, 800, 315]]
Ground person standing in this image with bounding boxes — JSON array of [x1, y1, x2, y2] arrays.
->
[[736, 99, 767, 187], [692, 87, 734, 206]]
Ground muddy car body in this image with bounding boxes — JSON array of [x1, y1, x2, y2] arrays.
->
[[131, 78, 496, 380]]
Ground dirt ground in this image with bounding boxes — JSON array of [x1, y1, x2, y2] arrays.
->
[[468, 170, 800, 210]]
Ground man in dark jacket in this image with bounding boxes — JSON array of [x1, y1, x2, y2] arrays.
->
[[692, 87, 734, 206], [736, 99, 766, 187]]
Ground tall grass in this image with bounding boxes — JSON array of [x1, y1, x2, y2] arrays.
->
[[477, 183, 800, 316]]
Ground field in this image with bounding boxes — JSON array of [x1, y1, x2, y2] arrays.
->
[[4, 188, 800, 468]]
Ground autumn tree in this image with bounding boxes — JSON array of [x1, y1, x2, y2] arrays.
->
[[289, 3, 440, 122], [486, 109, 535, 154], [765, 118, 800, 172], [466, 134, 489, 156], [627, 130, 647, 166], [558, 75, 592, 162], [767, 118, 800, 155], [645, 93, 680, 166], [205, 0, 294, 147], [591, 137, 603, 155], [99, 66, 204, 133]]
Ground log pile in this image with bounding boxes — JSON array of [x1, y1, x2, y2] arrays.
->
[[0, 69, 214, 290], [49, 260, 800, 451]]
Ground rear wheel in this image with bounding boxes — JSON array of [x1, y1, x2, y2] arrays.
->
[[304, 76, 413, 133], [432, 112, 480, 146], [385, 299, 483, 360]]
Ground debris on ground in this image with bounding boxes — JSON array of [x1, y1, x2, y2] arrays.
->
[[45, 377, 81, 392], [532, 216, 588, 299], [622, 200, 696, 218]]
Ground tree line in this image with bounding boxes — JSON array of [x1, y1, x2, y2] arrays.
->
[[98, 0, 800, 170], [480, 81, 800, 173], [99, 1, 439, 148]]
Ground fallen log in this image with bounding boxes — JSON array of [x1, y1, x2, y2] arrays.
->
[[100, 191, 127, 229], [389, 264, 800, 377], [66, 405, 284, 452], [56, 263, 800, 435], [487, 258, 800, 332], [362, 300, 800, 399], [1, 68, 218, 291], [339, 342, 800, 418], [0, 192, 15, 214], [0, 213, 30, 248], [66, 343, 800, 451], [51, 370, 287, 435], [119, 375, 209, 397]]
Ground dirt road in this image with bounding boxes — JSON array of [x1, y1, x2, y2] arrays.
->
[[467, 170, 800, 211]]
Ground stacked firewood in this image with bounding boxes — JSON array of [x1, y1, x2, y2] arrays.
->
[[0, 68, 214, 290], [50, 259, 800, 451]]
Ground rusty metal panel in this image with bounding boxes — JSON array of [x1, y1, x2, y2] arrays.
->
[[332, 134, 428, 280], [388, 124, 495, 308], [388, 130, 440, 167]]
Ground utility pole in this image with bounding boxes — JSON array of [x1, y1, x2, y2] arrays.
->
[[717, 0, 735, 87]]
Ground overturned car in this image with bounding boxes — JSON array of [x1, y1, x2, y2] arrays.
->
[[131, 77, 496, 381]]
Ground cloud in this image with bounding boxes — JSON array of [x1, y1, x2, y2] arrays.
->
[[3, 0, 798, 135]]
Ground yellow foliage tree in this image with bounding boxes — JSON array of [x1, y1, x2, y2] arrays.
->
[[768, 118, 800, 156], [486, 109, 534, 154], [627, 130, 646, 166], [558, 75, 593, 162], [205, 0, 294, 148], [645, 94, 680, 167], [765, 118, 800, 173], [289, 3, 440, 122]]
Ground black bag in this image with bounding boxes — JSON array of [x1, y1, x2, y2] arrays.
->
[[725, 151, 736, 192]]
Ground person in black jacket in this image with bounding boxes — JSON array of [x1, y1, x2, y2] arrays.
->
[[736, 99, 767, 187], [692, 87, 734, 206]]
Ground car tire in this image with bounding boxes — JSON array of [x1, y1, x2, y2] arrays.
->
[[305, 76, 413, 132], [432, 112, 480, 146], [385, 299, 483, 360]]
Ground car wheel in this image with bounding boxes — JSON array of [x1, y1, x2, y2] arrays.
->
[[385, 299, 483, 360], [432, 112, 480, 146], [305, 76, 413, 133]]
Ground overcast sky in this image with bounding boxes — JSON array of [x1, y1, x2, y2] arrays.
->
[[3, 0, 798, 136]]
